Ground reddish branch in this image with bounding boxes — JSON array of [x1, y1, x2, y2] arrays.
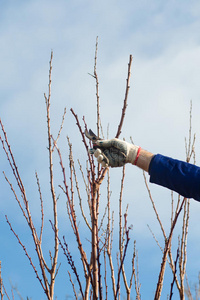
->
[[50, 222, 84, 299], [35, 171, 44, 243], [94, 36, 100, 139], [115, 214, 131, 299], [44, 50, 59, 297], [5, 215, 46, 292], [169, 248, 179, 300], [115, 55, 133, 138], [70, 108, 102, 299], [91, 184, 99, 300], [53, 140, 91, 289], [70, 108, 95, 176], [154, 198, 186, 300], [0, 119, 25, 200], [0, 261, 3, 300]]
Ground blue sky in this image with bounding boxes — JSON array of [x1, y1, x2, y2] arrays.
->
[[0, 0, 200, 299]]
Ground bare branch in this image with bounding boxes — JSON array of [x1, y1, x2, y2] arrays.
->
[[67, 137, 92, 231], [58, 233, 84, 299], [93, 36, 100, 139], [54, 140, 89, 279], [154, 198, 186, 300], [143, 171, 167, 241], [35, 172, 44, 244], [131, 242, 141, 300], [68, 271, 78, 300], [104, 249, 108, 300], [70, 109, 94, 176], [119, 166, 131, 294], [185, 274, 193, 300], [147, 224, 164, 253], [0, 261, 4, 300], [44, 51, 59, 297], [52, 107, 66, 152], [115, 214, 131, 299], [98, 202, 108, 232], [78, 159, 92, 219], [115, 55, 133, 138], [5, 215, 46, 293], [169, 248, 179, 300]]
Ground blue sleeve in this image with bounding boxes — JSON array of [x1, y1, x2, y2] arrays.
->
[[148, 154, 200, 202]]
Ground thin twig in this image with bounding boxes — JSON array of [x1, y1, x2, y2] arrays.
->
[[61, 234, 84, 299], [67, 137, 92, 231], [154, 198, 186, 300], [185, 274, 193, 300], [70, 109, 94, 175], [68, 271, 78, 300], [98, 202, 108, 232], [169, 248, 179, 300], [104, 249, 108, 300], [132, 242, 141, 300], [35, 172, 44, 244], [115, 55, 133, 138], [93, 36, 100, 139], [52, 107, 66, 152], [45, 51, 59, 297], [143, 171, 167, 242], [0, 261, 4, 300], [147, 224, 164, 254], [54, 140, 89, 280], [5, 216, 45, 292], [115, 214, 131, 299], [119, 166, 130, 294], [0, 119, 25, 195]]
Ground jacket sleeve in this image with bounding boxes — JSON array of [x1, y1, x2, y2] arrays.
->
[[148, 154, 200, 202]]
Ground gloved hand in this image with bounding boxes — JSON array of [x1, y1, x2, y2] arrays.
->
[[90, 138, 141, 168]]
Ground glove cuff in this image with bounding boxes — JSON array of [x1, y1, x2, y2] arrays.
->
[[127, 145, 141, 165], [133, 146, 141, 165]]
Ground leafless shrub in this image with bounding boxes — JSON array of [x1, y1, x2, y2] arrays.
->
[[0, 40, 198, 299]]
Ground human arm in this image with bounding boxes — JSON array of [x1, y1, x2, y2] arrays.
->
[[135, 148, 154, 172], [149, 154, 200, 201], [91, 138, 200, 202], [92, 138, 154, 171]]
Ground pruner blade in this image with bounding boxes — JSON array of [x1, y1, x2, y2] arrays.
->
[[84, 129, 101, 147], [85, 129, 109, 166]]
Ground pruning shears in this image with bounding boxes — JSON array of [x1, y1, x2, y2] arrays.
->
[[85, 129, 109, 165], [84, 129, 101, 148]]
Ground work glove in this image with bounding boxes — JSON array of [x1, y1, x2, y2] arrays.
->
[[90, 138, 141, 168]]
